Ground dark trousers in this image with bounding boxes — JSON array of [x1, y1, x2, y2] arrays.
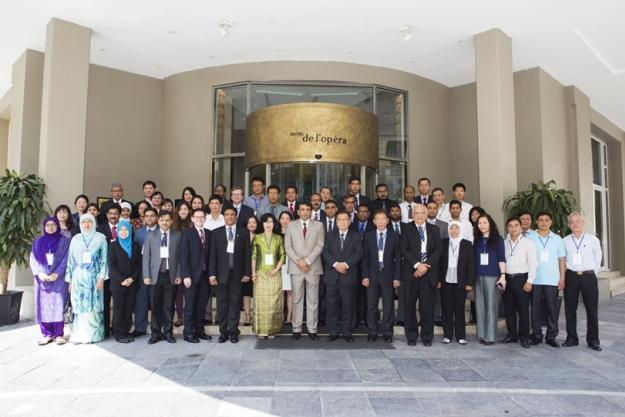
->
[[217, 271, 243, 336], [112, 287, 137, 338], [366, 280, 395, 337], [441, 282, 467, 341], [326, 279, 355, 337], [433, 287, 442, 322], [531, 284, 559, 341], [403, 277, 435, 343], [564, 270, 599, 345], [104, 279, 111, 337], [150, 272, 173, 336], [396, 284, 405, 323], [352, 276, 367, 328], [134, 275, 150, 332], [503, 273, 531, 342], [184, 275, 210, 338], [318, 278, 327, 324]]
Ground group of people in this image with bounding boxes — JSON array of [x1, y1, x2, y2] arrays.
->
[[30, 176, 603, 351]]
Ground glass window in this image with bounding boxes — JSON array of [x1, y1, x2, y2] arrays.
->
[[214, 85, 247, 155], [591, 139, 602, 186], [379, 160, 406, 201], [376, 89, 406, 159], [318, 163, 361, 200], [212, 157, 245, 192], [251, 84, 373, 113], [270, 163, 317, 199]]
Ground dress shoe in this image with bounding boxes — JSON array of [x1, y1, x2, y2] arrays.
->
[[344, 336, 354, 343], [184, 336, 199, 343], [148, 335, 161, 345], [131, 330, 146, 338], [116, 337, 131, 344], [367, 336, 377, 343], [434, 320, 443, 327], [308, 333, 319, 341], [530, 338, 541, 345], [230, 334, 239, 344], [383, 336, 393, 343], [407, 340, 417, 346], [563, 338, 579, 347], [173, 320, 183, 327], [588, 342, 602, 352], [441, 337, 451, 344], [520, 340, 530, 349], [499, 336, 518, 344], [482, 341, 495, 346], [197, 333, 212, 341], [396, 320, 405, 326], [164, 333, 176, 343], [327, 335, 339, 341], [546, 339, 560, 348], [292, 332, 301, 340], [218, 334, 228, 343], [423, 341, 432, 347]]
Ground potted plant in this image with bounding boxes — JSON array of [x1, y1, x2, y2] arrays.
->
[[0, 169, 48, 324], [503, 180, 577, 237]]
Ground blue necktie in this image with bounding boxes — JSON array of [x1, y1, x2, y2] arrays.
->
[[359, 222, 365, 235], [417, 226, 427, 262], [394, 223, 400, 234], [378, 232, 384, 271]]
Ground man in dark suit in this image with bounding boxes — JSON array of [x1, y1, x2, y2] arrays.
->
[[98, 182, 133, 226], [208, 207, 251, 343], [230, 186, 254, 228], [213, 184, 233, 211], [369, 183, 399, 214], [97, 203, 121, 338], [416, 177, 434, 206], [348, 176, 369, 208], [284, 185, 301, 220], [349, 204, 374, 327], [318, 198, 339, 326], [401, 204, 442, 346], [310, 193, 326, 223], [179, 209, 212, 343], [361, 210, 401, 342], [322, 211, 363, 342]]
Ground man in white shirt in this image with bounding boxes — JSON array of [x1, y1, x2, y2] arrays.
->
[[310, 193, 325, 222], [416, 177, 433, 206], [448, 200, 474, 243], [562, 212, 602, 351], [443, 183, 472, 222], [204, 195, 225, 231], [399, 185, 416, 223], [432, 187, 449, 222], [501, 217, 537, 348]]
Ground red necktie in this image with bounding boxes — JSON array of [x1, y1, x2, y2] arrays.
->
[[290, 203, 295, 214], [111, 225, 117, 240], [303, 222, 307, 238], [199, 229, 205, 247]]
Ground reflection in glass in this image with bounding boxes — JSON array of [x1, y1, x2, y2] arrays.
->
[[214, 85, 247, 155], [251, 84, 373, 113], [379, 160, 406, 201], [377, 89, 406, 159], [212, 157, 245, 193]]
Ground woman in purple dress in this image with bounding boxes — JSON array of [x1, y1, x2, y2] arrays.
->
[[29, 216, 70, 345]]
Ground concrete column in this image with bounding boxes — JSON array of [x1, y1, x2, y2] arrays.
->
[[39, 18, 91, 208], [0, 119, 8, 171], [475, 28, 517, 226], [7, 49, 44, 174]]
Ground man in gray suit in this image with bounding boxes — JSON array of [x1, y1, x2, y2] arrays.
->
[[426, 201, 448, 240], [284, 201, 325, 340], [142, 210, 182, 344]]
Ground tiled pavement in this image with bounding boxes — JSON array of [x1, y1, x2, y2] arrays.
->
[[1, 296, 625, 416]]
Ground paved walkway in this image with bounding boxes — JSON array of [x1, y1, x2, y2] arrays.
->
[[1, 296, 625, 417]]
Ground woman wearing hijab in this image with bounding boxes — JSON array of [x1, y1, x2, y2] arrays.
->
[[65, 213, 109, 344], [30, 217, 71, 345], [107, 219, 141, 343], [438, 221, 475, 345]]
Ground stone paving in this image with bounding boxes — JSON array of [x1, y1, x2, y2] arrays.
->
[[1, 296, 625, 416]]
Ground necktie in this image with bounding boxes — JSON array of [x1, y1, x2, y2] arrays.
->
[[417, 226, 427, 262], [199, 229, 206, 270], [407, 204, 412, 220], [340, 233, 345, 250], [303, 222, 307, 238], [394, 223, 400, 234], [289, 203, 295, 214], [228, 226, 234, 241], [382, 201, 387, 211], [378, 232, 384, 271], [160, 232, 168, 273], [111, 225, 117, 240], [315, 212, 319, 221], [329, 219, 333, 232], [228, 227, 234, 269], [359, 222, 365, 235], [199, 229, 205, 247], [422, 197, 427, 205]]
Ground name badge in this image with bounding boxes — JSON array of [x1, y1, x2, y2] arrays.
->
[[46, 253, 54, 266], [160, 246, 169, 258], [480, 253, 489, 265], [507, 255, 514, 265], [227, 241, 235, 254], [572, 253, 582, 265], [540, 250, 550, 262], [264, 253, 274, 266], [81, 251, 92, 264], [378, 250, 384, 263]]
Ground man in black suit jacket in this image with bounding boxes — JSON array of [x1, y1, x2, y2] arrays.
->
[[230, 186, 254, 227], [349, 204, 374, 327], [349, 176, 369, 208], [284, 185, 301, 220], [416, 177, 434, 206], [97, 203, 121, 338], [369, 183, 400, 214], [179, 209, 212, 343], [322, 211, 363, 342], [310, 193, 326, 223], [209, 207, 251, 343], [401, 204, 442, 346], [98, 182, 133, 225], [361, 210, 401, 342]]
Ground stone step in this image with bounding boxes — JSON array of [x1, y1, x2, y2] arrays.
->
[[609, 276, 625, 290], [611, 286, 625, 297]]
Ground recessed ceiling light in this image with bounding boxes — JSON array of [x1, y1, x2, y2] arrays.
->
[[168, 29, 176, 35], [275, 49, 284, 53], [99, 48, 106, 52], [219, 19, 233, 36], [208, 55, 214, 59], [346, 51, 353, 55], [397, 25, 414, 42], [457, 39, 464, 44]]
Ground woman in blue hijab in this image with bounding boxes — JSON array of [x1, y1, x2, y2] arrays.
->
[[107, 219, 141, 343]]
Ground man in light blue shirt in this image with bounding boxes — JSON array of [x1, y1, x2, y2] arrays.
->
[[528, 211, 565, 347], [243, 176, 268, 214]]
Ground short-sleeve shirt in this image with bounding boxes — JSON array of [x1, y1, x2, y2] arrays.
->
[[529, 231, 565, 286]]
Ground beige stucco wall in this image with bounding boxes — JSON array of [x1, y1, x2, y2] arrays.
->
[[160, 61, 453, 200], [0, 119, 8, 171], [83, 65, 162, 202]]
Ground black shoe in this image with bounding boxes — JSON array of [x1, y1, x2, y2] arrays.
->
[[218, 334, 228, 343], [319, 321, 327, 327], [292, 332, 301, 340], [344, 336, 354, 343], [131, 330, 146, 338], [231, 334, 239, 344], [367, 336, 376, 343], [383, 336, 393, 343], [546, 339, 560, 348], [148, 335, 161, 345], [407, 340, 417, 346], [588, 342, 602, 351], [530, 338, 542, 345], [499, 336, 518, 343], [327, 335, 339, 341], [396, 320, 405, 326], [116, 337, 131, 344], [197, 332, 212, 341], [184, 336, 199, 343], [563, 338, 579, 347], [164, 333, 176, 343], [423, 341, 432, 347], [204, 319, 212, 325], [308, 333, 318, 341], [483, 341, 495, 346], [520, 340, 530, 349], [434, 320, 443, 327]]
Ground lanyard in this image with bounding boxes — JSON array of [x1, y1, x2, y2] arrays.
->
[[81, 234, 93, 250], [264, 234, 273, 251], [508, 236, 522, 256], [538, 234, 551, 249], [450, 242, 459, 256], [480, 238, 488, 253], [572, 234, 585, 252], [254, 196, 263, 210]]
